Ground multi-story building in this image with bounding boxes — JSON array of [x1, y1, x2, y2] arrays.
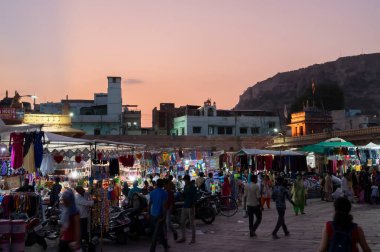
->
[[39, 76, 142, 135], [152, 103, 200, 135], [172, 99, 280, 136], [331, 109, 369, 130]]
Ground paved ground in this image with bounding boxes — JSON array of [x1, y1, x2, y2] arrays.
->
[[27, 199, 380, 252]]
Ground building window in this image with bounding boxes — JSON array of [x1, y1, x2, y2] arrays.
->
[[94, 128, 101, 135], [217, 127, 225, 135], [193, 127, 202, 134], [208, 126, 214, 135], [240, 127, 248, 134], [208, 108, 214, 117], [268, 121, 276, 129], [181, 127, 185, 135], [300, 126, 304, 136], [251, 127, 260, 134], [226, 127, 233, 135]]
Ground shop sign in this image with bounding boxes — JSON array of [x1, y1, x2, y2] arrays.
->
[[0, 107, 16, 119]]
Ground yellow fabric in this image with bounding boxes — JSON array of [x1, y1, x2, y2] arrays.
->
[[23, 143, 36, 173]]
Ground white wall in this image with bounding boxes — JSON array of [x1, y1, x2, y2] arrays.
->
[[107, 77, 122, 115], [173, 115, 279, 136]]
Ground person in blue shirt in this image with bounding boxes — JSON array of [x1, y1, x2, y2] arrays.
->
[[177, 175, 197, 244], [149, 179, 169, 252], [271, 177, 295, 239]]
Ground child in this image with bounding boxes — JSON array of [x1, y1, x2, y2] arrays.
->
[[371, 184, 379, 204]]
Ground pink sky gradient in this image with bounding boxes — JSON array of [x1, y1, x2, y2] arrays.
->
[[1, 0, 380, 127]]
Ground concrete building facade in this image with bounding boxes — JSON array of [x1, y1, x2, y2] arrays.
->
[[172, 100, 279, 136], [39, 76, 142, 136], [331, 109, 369, 131]]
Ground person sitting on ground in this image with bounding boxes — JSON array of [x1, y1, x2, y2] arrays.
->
[[318, 197, 371, 252]]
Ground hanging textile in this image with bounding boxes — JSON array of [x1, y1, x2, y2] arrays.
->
[[9, 132, 25, 169], [40, 153, 55, 176], [33, 131, 44, 168], [23, 132, 36, 173], [109, 158, 120, 177]]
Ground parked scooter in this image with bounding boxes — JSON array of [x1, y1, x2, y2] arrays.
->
[[91, 209, 131, 244], [25, 217, 48, 250]]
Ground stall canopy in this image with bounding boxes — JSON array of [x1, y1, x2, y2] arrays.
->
[[44, 132, 145, 150], [361, 142, 380, 149], [0, 118, 41, 134], [236, 148, 304, 156], [301, 138, 355, 154]]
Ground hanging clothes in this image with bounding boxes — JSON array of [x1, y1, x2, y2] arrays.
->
[[109, 158, 119, 177], [9, 132, 25, 169], [40, 153, 55, 176], [34, 131, 44, 168], [23, 132, 36, 173]]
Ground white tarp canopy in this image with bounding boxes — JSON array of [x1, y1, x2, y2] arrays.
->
[[44, 132, 145, 150], [236, 148, 304, 156], [361, 142, 380, 149], [0, 118, 41, 134]]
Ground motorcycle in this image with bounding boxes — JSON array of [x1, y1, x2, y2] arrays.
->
[[91, 209, 131, 244], [42, 207, 61, 240], [126, 209, 150, 240], [25, 217, 48, 250], [172, 195, 216, 225]]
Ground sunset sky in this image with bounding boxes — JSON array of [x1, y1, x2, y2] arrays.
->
[[1, 0, 380, 127]]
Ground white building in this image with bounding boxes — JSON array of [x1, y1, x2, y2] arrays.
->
[[172, 100, 280, 136], [331, 109, 369, 131], [39, 77, 141, 136]]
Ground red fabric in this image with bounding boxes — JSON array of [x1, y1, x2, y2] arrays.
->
[[97, 152, 103, 160], [75, 156, 82, 163], [265, 156, 273, 170], [54, 154, 63, 164], [10, 132, 25, 169], [61, 214, 79, 242], [222, 176, 231, 196], [326, 221, 359, 252]]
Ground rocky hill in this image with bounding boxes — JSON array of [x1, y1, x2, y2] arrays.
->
[[235, 53, 380, 115]]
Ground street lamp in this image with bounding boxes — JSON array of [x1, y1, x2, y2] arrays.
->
[[69, 112, 74, 117]]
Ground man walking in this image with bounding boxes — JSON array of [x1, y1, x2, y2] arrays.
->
[[75, 186, 94, 245], [177, 175, 197, 244], [149, 179, 169, 252], [271, 177, 295, 239], [244, 174, 262, 237]]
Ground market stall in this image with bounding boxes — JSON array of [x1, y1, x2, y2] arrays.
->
[[235, 148, 306, 173], [358, 142, 380, 167], [300, 138, 359, 174]]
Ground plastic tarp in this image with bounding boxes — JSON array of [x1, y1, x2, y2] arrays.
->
[[0, 119, 41, 134], [236, 148, 304, 156], [361, 142, 380, 149], [44, 132, 145, 149], [301, 138, 355, 153]]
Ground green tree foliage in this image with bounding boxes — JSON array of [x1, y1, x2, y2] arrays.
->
[[290, 82, 345, 113]]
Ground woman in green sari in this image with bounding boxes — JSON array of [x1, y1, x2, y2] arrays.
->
[[291, 175, 306, 216]]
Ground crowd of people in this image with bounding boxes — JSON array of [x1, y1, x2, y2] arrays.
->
[[32, 166, 379, 252], [321, 169, 380, 204]]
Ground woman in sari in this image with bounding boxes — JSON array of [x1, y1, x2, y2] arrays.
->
[[291, 175, 306, 216]]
